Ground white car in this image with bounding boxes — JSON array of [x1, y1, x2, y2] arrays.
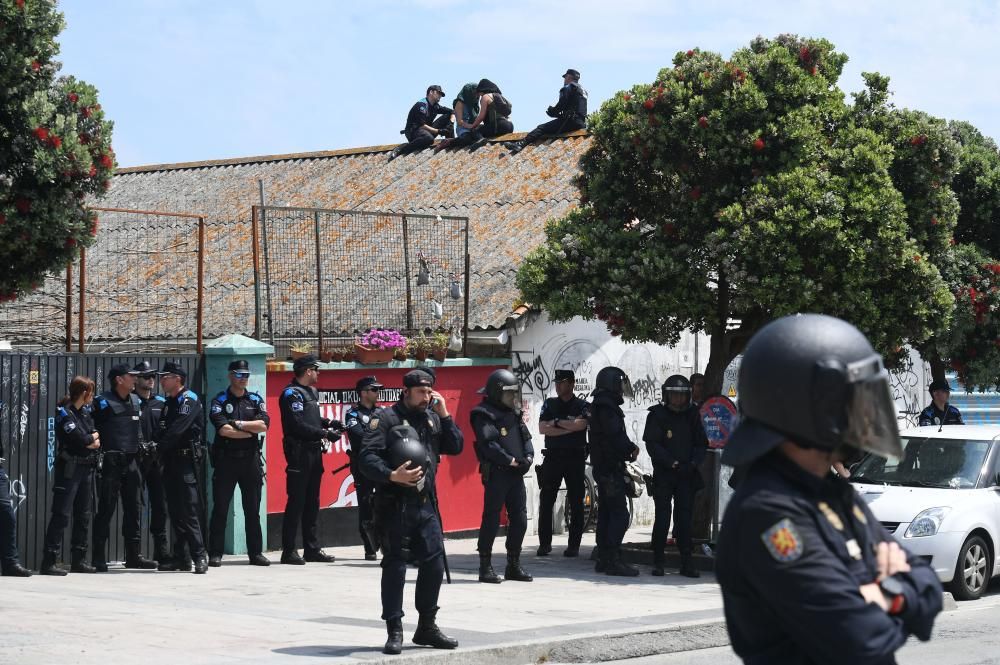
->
[[851, 425, 1000, 600]]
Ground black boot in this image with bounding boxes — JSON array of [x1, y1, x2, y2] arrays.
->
[[193, 554, 209, 574], [594, 547, 607, 573], [383, 618, 403, 655], [125, 544, 158, 570], [478, 553, 502, 584], [154, 539, 171, 564], [71, 552, 96, 574], [536, 543, 552, 556], [507, 140, 526, 155], [40, 551, 68, 576], [387, 146, 403, 163], [412, 611, 458, 649], [91, 540, 108, 572], [504, 551, 533, 582], [605, 550, 640, 577], [651, 551, 665, 577], [679, 553, 701, 578], [564, 543, 580, 557], [1, 562, 32, 577]]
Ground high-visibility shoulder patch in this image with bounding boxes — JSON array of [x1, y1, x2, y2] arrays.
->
[[761, 518, 803, 562]]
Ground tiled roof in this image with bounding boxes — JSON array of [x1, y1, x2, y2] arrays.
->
[[3, 131, 587, 344]]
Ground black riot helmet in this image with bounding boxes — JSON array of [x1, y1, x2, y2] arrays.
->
[[722, 314, 901, 466], [385, 425, 429, 472], [662, 374, 692, 405], [593, 366, 634, 403], [479, 369, 520, 411]]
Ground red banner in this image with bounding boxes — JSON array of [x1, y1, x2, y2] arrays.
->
[[264, 365, 504, 532]]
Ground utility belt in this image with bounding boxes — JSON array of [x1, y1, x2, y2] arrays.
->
[[58, 450, 99, 466], [542, 446, 587, 457], [376, 488, 431, 510], [101, 450, 138, 461], [284, 438, 324, 452], [214, 446, 257, 459]]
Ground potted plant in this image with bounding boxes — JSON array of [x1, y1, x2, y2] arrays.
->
[[289, 342, 313, 361], [355, 328, 408, 365], [431, 331, 449, 361], [409, 332, 432, 361], [320, 348, 335, 363], [339, 345, 356, 362]]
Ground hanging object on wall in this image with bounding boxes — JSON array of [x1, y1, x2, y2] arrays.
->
[[430, 299, 443, 319], [449, 273, 463, 300], [448, 328, 463, 352], [417, 254, 430, 286]]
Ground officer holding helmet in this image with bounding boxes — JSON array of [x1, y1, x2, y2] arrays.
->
[[588, 366, 641, 577], [918, 379, 964, 426], [472, 369, 534, 584], [716, 314, 943, 662], [643, 375, 708, 577], [360, 369, 463, 655]]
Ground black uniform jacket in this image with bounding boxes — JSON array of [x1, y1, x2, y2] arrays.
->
[[55, 404, 98, 458], [358, 401, 463, 495], [643, 403, 708, 474], [587, 391, 636, 474], [154, 390, 203, 454], [716, 451, 942, 664]]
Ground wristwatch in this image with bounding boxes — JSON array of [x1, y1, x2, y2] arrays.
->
[[553, 418, 562, 429], [879, 575, 906, 615]]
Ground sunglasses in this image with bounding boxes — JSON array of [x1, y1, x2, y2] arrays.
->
[[232, 371, 251, 379]]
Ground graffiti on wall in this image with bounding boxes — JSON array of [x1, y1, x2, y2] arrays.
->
[[889, 360, 930, 428]]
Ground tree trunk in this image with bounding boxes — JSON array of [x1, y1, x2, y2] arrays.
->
[[928, 353, 947, 383]]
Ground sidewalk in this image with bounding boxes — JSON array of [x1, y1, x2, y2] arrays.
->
[[3, 527, 727, 665]]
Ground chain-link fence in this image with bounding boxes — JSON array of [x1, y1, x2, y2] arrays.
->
[[253, 205, 470, 358]]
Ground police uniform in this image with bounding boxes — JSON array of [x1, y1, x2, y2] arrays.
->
[[91, 364, 148, 570], [472, 371, 534, 582], [536, 370, 589, 557], [508, 69, 588, 155], [716, 314, 942, 663], [344, 375, 383, 560], [588, 367, 640, 576], [917, 403, 964, 427], [41, 402, 100, 574], [208, 362, 270, 563], [359, 369, 463, 653], [134, 361, 171, 562], [0, 432, 31, 576], [643, 397, 708, 574], [278, 355, 340, 562], [389, 86, 454, 160], [154, 362, 208, 572]]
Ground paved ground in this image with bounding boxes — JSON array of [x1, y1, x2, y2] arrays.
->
[[3, 526, 726, 665]]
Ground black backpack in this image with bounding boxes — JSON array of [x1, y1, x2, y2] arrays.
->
[[490, 93, 512, 118]]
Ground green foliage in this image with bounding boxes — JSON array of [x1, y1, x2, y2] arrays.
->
[[518, 35, 952, 378], [0, 0, 114, 300]]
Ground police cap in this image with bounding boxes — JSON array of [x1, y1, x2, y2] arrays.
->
[[156, 361, 187, 379], [108, 363, 139, 381], [427, 84, 445, 96], [356, 375, 384, 392], [228, 359, 250, 372], [928, 379, 951, 394], [292, 354, 321, 373], [131, 361, 155, 378], [563, 68, 581, 80], [403, 369, 435, 388], [554, 369, 575, 383]]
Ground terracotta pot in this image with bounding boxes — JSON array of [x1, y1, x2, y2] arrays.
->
[[393, 349, 407, 361], [432, 348, 447, 361], [414, 349, 428, 361], [320, 350, 334, 363], [354, 343, 394, 365], [290, 350, 311, 361], [330, 351, 344, 362]]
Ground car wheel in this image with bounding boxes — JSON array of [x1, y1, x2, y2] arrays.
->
[[950, 534, 991, 601]]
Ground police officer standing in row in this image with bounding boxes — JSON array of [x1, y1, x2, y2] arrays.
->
[[536, 369, 589, 558], [278, 354, 341, 565], [919, 378, 964, 426], [588, 366, 640, 577], [716, 314, 943, 662], [344, 375, 384, 561], [40, 376, 101, 575], [643, 375, 707, 578], [91, 364, 157, 571], [133, 361, 171, 564], [208, 360, 271, 567], [360, 369, 463, 655], [472, 369, 534, 584], [154, 361, 209, 574]]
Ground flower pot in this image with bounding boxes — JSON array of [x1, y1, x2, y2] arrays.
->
[[393, 349, 407, 361], [330, 351, 344, 362], [354, 343, 394, 365], [320, 350, 334, 363], [414, 349, 428, 362], [290, 349, 311, 361], [432, 348, 447, 361]]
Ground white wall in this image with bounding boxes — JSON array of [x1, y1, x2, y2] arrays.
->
[[511, 312, 710, 530]]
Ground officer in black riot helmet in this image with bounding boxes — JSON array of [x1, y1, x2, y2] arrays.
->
[[716, 314, 943, 663], [643, 375, 708, 577], [472, 369, 534, 584], [133, 360, 171, 564], [588, 366, 641, 576], [359, 369, 463, 655]]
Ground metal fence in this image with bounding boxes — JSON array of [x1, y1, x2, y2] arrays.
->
[[2, 352, 204, 570], [252, 205, 470, 358], [0, 207, 206, 354]]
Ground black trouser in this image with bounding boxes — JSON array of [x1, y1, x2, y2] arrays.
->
[[651, 471, 695, 558], [209, 448, 264, 557], [482, 116, 513, 138], [163, 452, 206, 559], [92, 452, 142, 563], [0, 465, 20, 571], [398, 115, 453, 155], [477, 466, 527, 555], [594, 471, 629, 555], [282, 444, 323, 553], [352, 461, 377, 555], [43, 456, 95, 559], [378, 492, 444, 621], [139, 449, 169, 557], [537, 449, 586, 550], [522, 116, 586, 146]]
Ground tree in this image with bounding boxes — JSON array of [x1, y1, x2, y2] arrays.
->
[[517, 35, 952, 393], [0, 0, 114, 301]]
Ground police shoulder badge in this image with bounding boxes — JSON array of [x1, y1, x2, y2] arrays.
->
[[369, 417, 379, 431], [817, 501, 844, 531], [761, 518, 804, 562], [500, 427, 508, 437], [852, 504, 868, 524]]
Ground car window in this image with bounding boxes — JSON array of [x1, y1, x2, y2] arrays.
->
[[852, 436, 993, 489]]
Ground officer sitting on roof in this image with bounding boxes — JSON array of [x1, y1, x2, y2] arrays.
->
[[506, 69, 587, 156], [388, 85, 455, 162], [918, 379, 964, 427]]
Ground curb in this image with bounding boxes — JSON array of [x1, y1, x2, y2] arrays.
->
[[362, 620, 729, 665]]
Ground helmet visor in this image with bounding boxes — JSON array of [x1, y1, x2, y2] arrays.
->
[[621, 375, 634, 401], [500, 386, 520, 410], [843, 360, 902, 459]]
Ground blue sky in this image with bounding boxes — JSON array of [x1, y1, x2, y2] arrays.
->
[[56, 0, 1000, 167]]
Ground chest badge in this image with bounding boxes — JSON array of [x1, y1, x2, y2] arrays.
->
[[845, 538, 863, 560], [666, 430, 673, 439], [362, 415, 370, 424], [369, 417, 379, 431], [817, 502, 844, 531], [761, 518, 803, 562], [852, 505, 868, 524], [500, 427, 508, 437], [225, 403, 234, 415]]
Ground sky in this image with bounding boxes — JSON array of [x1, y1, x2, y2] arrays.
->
[[54, 0, 1000, 168]]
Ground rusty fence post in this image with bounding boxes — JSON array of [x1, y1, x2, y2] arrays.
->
[[402, 215, 413, 333], [197, 217, 205, 353], [463, 220, 471, 356], [313, 211, 324, 355], [78, 248, 86, 353], [65, 260, 73, 352]]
